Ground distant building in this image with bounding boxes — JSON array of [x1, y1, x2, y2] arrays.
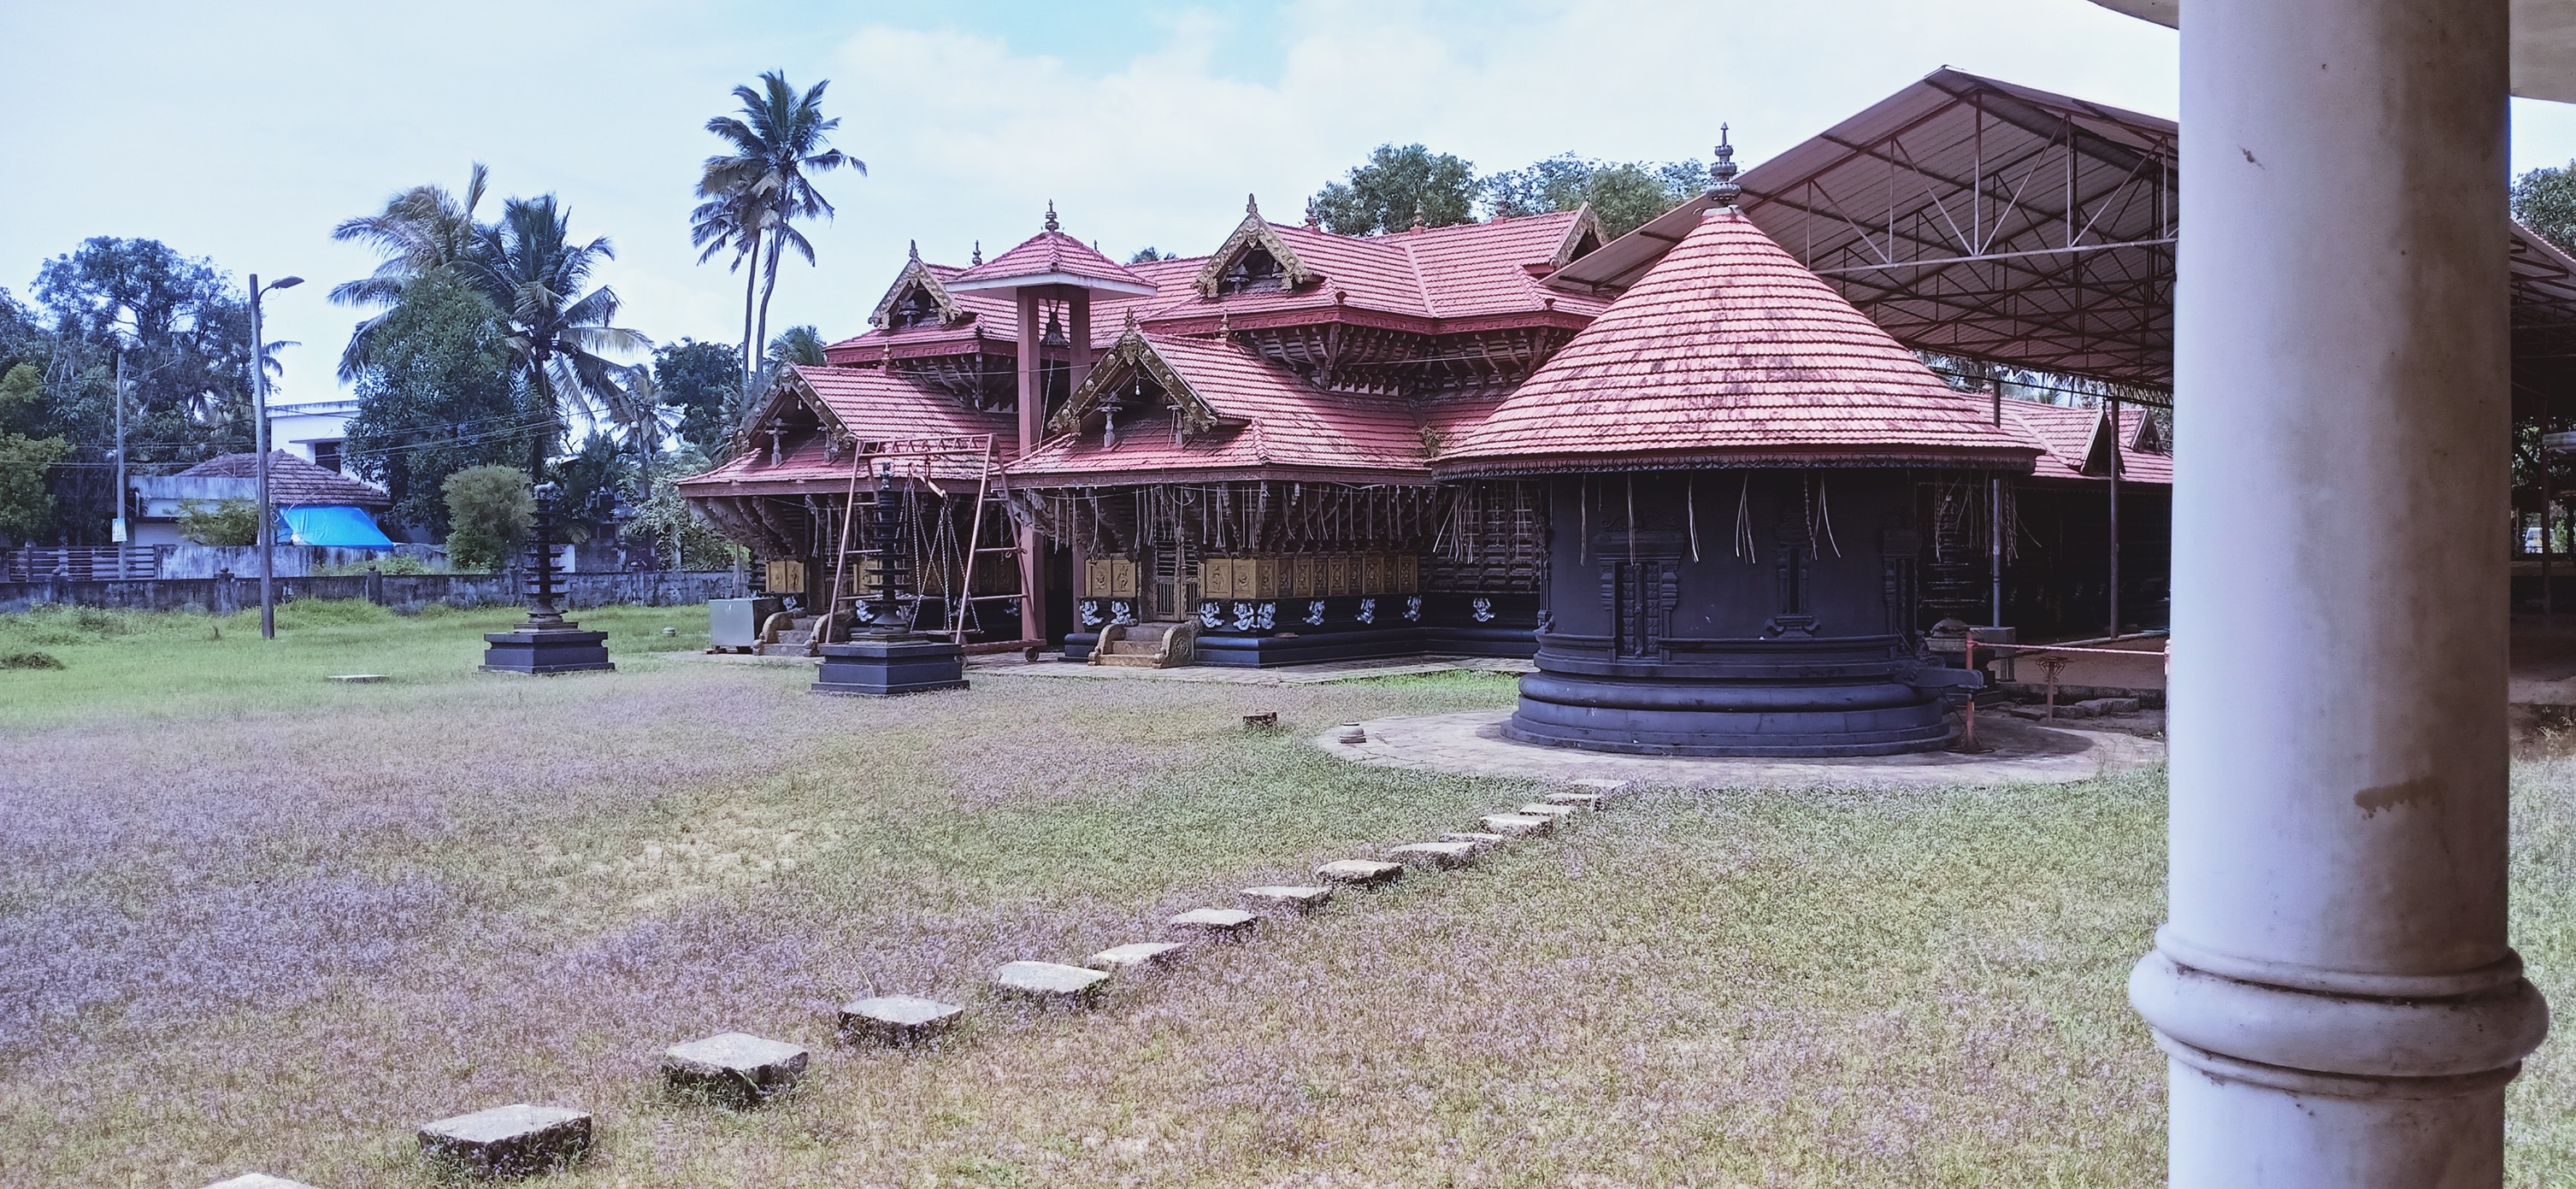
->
[[131, 450, 394, 548], [266, 397, 361, 474]]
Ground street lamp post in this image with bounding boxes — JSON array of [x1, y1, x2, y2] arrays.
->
[[249, 274, 302, 639]]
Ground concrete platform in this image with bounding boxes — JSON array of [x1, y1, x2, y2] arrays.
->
[[1320, 709, 2163, 790], [981, 654, 1532, 686]]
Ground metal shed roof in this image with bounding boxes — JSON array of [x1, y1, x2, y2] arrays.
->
[[1545, 68, 2576, 405]]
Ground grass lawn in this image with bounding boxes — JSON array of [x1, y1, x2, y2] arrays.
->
[[2, 601, 2573, 1186]]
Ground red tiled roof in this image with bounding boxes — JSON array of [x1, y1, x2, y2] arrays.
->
[[825, 257, 1203, 362], [177, 451, 389, 507], [952, 230, 1152, 291], [676, 365, 1015, 493], [2007, 400, 2172, 486], [1134, 212, 1610, 326], [1006, 333, 1428, 484], [1437, 209, 2043, 475]]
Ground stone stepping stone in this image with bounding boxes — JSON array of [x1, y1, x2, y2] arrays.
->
[[993, 960, 1111, 1005], [1316, 859, 1404, 887], [1170, 907, 1260, 942], [839, 995, 966, 1046], [1390, 840, 1480, 869], [662, 1032, 808, 1105], [327, 674, 389, 684], [1087, 941, 1186, 972], [1568, 778, 1632, 792], [418, 1104, 592, 1178], [1481, 813, 1556, 838], [1543, 792, 1610, 810], [1439, 832, 1509, 854], [1516, 803, 1579, 819], [201, 1177, 321, 1189], [1241, 885, 1334, 915]]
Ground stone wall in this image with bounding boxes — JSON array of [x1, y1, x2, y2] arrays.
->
[[0, 570, 747, 615]]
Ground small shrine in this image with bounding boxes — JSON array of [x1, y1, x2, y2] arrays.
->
[[810, 461, 970, 697], [1434, 139, 2039, 756]]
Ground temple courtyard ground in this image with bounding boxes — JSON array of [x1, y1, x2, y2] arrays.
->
[[4, 603, 2576, 1187]]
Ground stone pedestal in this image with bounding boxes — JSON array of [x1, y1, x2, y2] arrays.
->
[[811, 633, 967, 698], [479, 627, 613, 675]]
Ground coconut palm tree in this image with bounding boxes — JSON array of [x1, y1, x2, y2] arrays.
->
[[698, 71, 860, 383], [766, 325, 827, 368], [328, 164, 490, 380], [688, 185, 769, 385], [457, 195, 651, 469]]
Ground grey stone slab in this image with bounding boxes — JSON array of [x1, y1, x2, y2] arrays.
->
[[839, 995, 967, 1046], [1542, 792, 1609, 810], [1087, 941, 1186, 972], [1316, 859, 1405, 887], [1481, 813, 1556, 838], [201, 1176, 321, 1189], [993, 960, 1111, 1004], [662, 1032, 809, 1104], [1169, 907, 1259, 941], [327, 674, 388, 684], [418, 1104, 592, 1178], [2076, 697, 2143, 715], [1568, 778, 1633, 792], [1390, 840, 1479, 869], [1438, 832, 1509, 854], [1241, 885, 1335, 915], [1516, 803, 1579, 818]]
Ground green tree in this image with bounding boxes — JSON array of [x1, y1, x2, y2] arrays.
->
[[1309, 144, 1478, 236], [0, 362, 69, 543], [2515, 162, 2576, 254], [328, 164, 491, 380], [345, 271, 533, 535], [550, 431, 635, 542], [767, 325, 826, 368], [624, 448, 740, 570], [1483, 154, 1707, 238], [174, 497, 262, 545], [441, 464, 533, 572], [457, 195, 651, 469], [1128, 247, 1177, 264], [652, 338, 742, 456], [698, 70, 863, 379]]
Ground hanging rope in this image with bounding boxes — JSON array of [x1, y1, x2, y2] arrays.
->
[[1813, 474, 1842, 558], [1625, 474, 1637, 566], [1686, 474, 1701, 562], [1733, 473, 1758, 562]]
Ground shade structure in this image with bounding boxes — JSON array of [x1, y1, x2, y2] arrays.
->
[[279, 505, 395, 548]]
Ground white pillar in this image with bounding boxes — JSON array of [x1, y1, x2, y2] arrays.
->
[[2136, 0, 2548, 1184]]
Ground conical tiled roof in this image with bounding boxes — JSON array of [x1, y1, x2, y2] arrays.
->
[[951, 228, 1152, 294], [1437, 209, 2040, 475]]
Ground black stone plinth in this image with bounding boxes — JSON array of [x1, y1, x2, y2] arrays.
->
[[480, 628, 615, 675], [812, 634, 967, 697], [1505, 666, 1954, 756]]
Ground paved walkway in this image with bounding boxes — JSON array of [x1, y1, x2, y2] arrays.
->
[[1320, 709, 2165, 790]]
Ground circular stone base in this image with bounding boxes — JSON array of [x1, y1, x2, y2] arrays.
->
[[1320, 709, 2162, 790]]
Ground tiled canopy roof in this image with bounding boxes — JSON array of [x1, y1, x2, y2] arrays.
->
[[1439, 209, 2043, 476], [952, 228, 1153, 293], [675, 365, 1015, 494], [1007, 333, 1427, 484], [2007, 400, 2172, 486], [177, 451, 389, 507]]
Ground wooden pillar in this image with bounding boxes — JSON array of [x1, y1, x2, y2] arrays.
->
[[1014, 287, 1046, 647], [1070, 290, 1095, 398]]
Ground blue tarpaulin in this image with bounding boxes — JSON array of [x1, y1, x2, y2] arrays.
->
[[280, 504, 396, 548]]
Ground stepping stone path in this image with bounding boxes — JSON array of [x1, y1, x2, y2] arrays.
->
[[1516, 803, 1578, 819], [1481, 813, 1556, 838], [839, 995, 966, 1046], [993, 960, 1111, 1005], [1170, 907, 1260, 942], [1390, 840, 1480, 869], [418, 1104, 592, 1178], [1241, 885, 1335, 915], [1439, 831, 1509, 854], [1543, 792, 1609, 810], [1317, 859, 1405, 887], [662, 1032, 809, 1105], [201, 1177, 319, 1189], [327, 674, 388, 684], [1088, 942, 1186, 972], [1569, 778, 1632, 792]]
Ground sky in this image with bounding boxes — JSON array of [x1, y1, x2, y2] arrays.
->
[[5, 0, 2576, 409]]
